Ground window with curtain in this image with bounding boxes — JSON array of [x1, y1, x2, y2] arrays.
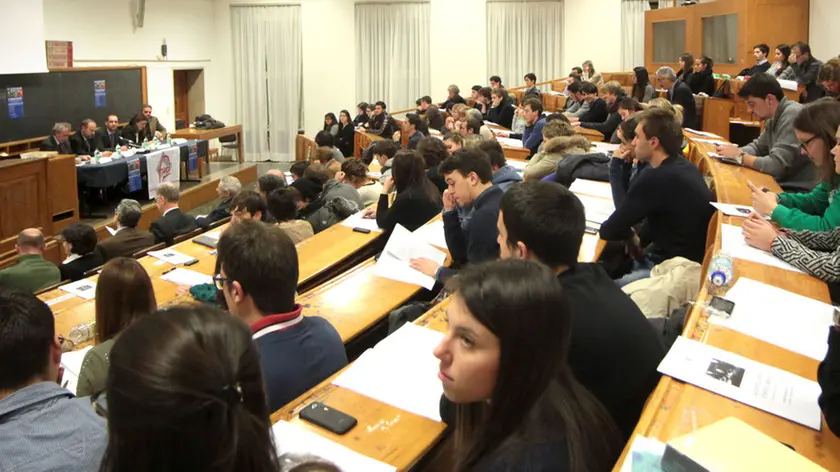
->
[[231, 5, 302, 162], [621, 0, 651, 70], [486, 1, 564, 92], [355, 3, 430, 112]]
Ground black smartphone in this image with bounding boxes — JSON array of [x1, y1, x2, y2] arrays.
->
[[299, 402, 357, 435], [708, 296, 735, 316], [353, 227, 371, 234], [584, 226, 598, 235], [184, 258, 200, 266]]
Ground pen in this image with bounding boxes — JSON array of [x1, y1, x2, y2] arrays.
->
[[62, 380, 69, 388], [161, 267, 177, 276]]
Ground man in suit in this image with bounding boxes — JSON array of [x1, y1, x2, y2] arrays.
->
[[790, 42, 826, 103], [196, 176, 241, 229], [69, 119, 99, 157], [150, 182, 198, 245], [738, 43, 772, 77], [141, 104, 167, 139], [0, 229, 61, 293], [96, 114, 127, 152], [39, 122, 74, 155], [96, 199, 156, 260], [656, 66, 697, 129]]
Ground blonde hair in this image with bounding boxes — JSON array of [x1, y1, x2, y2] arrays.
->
[[599, 81, 624, 96], [462, 134, 484, 149], [451, 103, 469, 121], [542, 120, 574, 139], [647, 98, 683, 126]]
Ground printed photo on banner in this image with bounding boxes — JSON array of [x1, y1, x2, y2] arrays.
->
[[94, 80, 107, 108]]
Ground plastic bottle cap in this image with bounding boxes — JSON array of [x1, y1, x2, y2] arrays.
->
[[710, 270, 727, 286]]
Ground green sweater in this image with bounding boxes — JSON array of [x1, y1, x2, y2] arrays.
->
[[0, 254, 61, 293], [772, 181, 840, 232], [76, 338, 115, 398]]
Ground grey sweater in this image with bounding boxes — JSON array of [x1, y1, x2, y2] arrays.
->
[[741, 98, 815, 193]]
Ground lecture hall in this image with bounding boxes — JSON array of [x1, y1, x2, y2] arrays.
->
[[1, 0, 840, 470]]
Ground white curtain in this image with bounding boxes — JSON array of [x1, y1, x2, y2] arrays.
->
[[657, 0, 676, 8], [487, 2, 564, 92], [231, 5, 302, 162], [356, 3, 430, 112], [621, 0, 650, 70]]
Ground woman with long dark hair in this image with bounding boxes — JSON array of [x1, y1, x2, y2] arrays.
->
[[769, 44, 795, 80], [367, 150, 442, 233], [435, 260, 621, 471], [336, 109, 355, 157], [100, 305, 280, 472], [631, 66, 655, 103], [77, 258, 156, 398], [677, 52, 695, 84], [352, 102, 369, 127], [323, 112, 339, 137]]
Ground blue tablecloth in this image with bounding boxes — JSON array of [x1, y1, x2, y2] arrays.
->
[[76, 140, 208, 188]]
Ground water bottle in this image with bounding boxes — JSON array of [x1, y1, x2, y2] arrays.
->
[[68, 321, 95, 345], [166, 135, 172, 146], [113, 147, 121, 159], [707, 251, 734, 296], [94, 149, 101, 164]]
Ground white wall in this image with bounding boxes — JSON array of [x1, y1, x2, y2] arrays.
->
[[809, 0, 840, 61], [430, 0, 487, 103], [1, 0, 47, 74], [563, 0, 623, 74]]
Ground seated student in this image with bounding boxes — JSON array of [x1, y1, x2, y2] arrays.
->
[[314, 130, 345, 163], [336, 109, 356, 157], [576, 81, 626, 139], [768, 44, 796, 80], [791, 42, 826, 103], [311, 146, 343, 176], [215, 221, 347, 411], [477, 140, 522, 192], [268, 188, 315, 243], [631, 66, 656, 103], [522, 72, 541, 97], [435, 260, 622, 470], [97, 199, 156, 261], [442, 132, 464, 155], [609, 116, 649, 208], [59, 223, 104, 282], [676, 52, 695, 84], [352, 101, 369, 127], [600, 108, 714, 285], [473, 86, 492, 116], [0, 229, 60, 292], [294, 164, 357, 234], [40, 122, 74, 154], [612, 98, 646, 143], [417, 136, 449, 194], [497, 181, 665, 439], [501, 98, 546, 157], [339, 158, 382, 206], [370, 138, 398, 180], [446, 103, 469, 132], [76, 257, 155, 398], [820, 57, 840, 99], [647, 97, 685, 125], [489, 75, 503, 89], [319, 160, 364, 209], [409, 149, 503, 282], [563, 81, 591, 118], [70, 118, 100, 157], [469, 85, 482, 104], [403, 113, 425, 150], [655, 66, 698, 129], [820, 320, 840, 436], [150, 181, 199, 245], [688, 56, 716, 96], [365, 101, 397, 138], [363, 151, 442, 233], [230, 190, 267, 224], [466, 108, 495, 141], [749, 99, 840, 231], [568, 82, 609, 125], [257, 172, 286, 199], [121, 114, 151, 144], [738, 43, 773, 77], [289, 160, 309, 181], [323, 112, 339, 137], [524, 119, 590, 181], [425, 103, 446, 133], [582, 60, 604, 85], [443, 84, 467, 111], [714, 74, 811, 192], [487, 87, 515, 129], [101, 305, 283, 471], [0, 288, 107, 470], [196, 175, 242, 229]]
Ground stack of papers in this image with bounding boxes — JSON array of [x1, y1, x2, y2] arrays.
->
[[160, 268, 214, 287], [340, 211, 383, 233], [373, 224, 447, 290], [720, 224, 804, 273], [505, 159, 527, 171], [60, 279, 97, 300], [272, 421, 395, 472], [710, 202, 757, 217], [333, 323, 445, 421], [497, 137, 524, 148], [569, 178, 613, 200], [61, 346, 93, 395], [685, 128, 722, 139], [658, 336, 823, 429], [591, 142, 620, 154], [147, 249, 195, 265], [709, 278, 834, 360], [693, 137, 730, 146], [576, 194, 615, 225]]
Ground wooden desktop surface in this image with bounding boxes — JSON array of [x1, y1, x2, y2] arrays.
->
[[611, 131, 840, 471], [171, 125, 244, 164]]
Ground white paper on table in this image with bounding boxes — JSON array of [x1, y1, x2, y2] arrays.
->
[[272, 421, 396, 472], [160, 268, 213, 287], [710, 278, 834, 361], [59, 279, 97, 300], [693, 137, 731, 146], [685, 128, 722, 139], [484, 121, 500, 127], [373, 224, 446, 290], [778, 79, 798, 91], [172, 138, 188, 145], [61, 346, 92, 395], [576, 194, 615, 225], [333, 323, 445, 422], [710, 202, 756, 218], [658, 336, 824, 429], [414, 220, 448, 249], [569, 178, 613, 200], [45, 293, 75, 306], [147, 249, 195, 265], [591, 142, 620, 154], [105, 226, 117, 236], [97, 157, 113, 164], [618, 435, 667, 472], [340, 211, 383, 233], [497, 137, 524, 148], [720, 224, 804, 274], [505, 159, 527, 171], [367, 171, 383, 179]]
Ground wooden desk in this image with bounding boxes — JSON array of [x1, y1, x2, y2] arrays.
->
[[354, 130, 384, 158], [294, 134, 318, 162], [613, 132, 840, 471], [0, 157, 53, 257], [171, 125, 244, 164]]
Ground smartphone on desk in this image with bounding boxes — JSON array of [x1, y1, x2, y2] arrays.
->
[[299, 402, 357, 435]]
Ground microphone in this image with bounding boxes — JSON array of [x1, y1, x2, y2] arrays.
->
[[123, 138, 142, 149]]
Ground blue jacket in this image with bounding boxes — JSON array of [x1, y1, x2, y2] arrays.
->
[[437, 186, 504, 282], [521, 117, 546, 157], [492, 164, 523, 192]]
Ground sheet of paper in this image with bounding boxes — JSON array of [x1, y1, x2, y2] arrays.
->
[[693, 137, 730, 146], [373, 224, 446, 290], [505, 159, 527, 171], [59, 279, 97, 300], [618, 435, 667, 472], [272, 420, 396, 472], [333, 323, 445, 422], [710, 202, 757, 218], [778, 79, 799, 92], [709, 278, 833, 360], [685, 128, 722, 139], [97, 157, 113, 164], [147, 249, 195, 265], [569, 178, 613, 200], [576, 194, 615, 225], [367, 171, 383, 179], [105, 226, 117, 236], [61, 346, 92, 395], [720, 224, 804, 274], [497, 137, 524, 148], [414, 220, 448, 250], [160, 268, 214, 287], [591, 142, 620, 154], [341, 211, 383, 233], [658, 336, 823, 429], [45, 293, 75, 306]]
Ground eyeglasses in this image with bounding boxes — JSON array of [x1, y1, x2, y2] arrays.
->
[[213, 274, 232, 291], [800, 135, 819, 153]]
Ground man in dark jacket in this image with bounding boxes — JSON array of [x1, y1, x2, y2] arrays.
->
[[97, 199, 156, 260], [688, 56, 716, 96], [579, 81, 625, 138], [656, 66, 698, 129], [442, 84, 467, 111], [819, 322, 840, 437], [366, 101, 397, 139], [791, 42, 825, 103], [40, 122, 74, 154], [96, 114, 127, 152], [150, 182, 198, 245], [196, 176, 242, 229], [69, 119, 100, 157], [737, 43, 772, 77], [477, 140, 521, 192]]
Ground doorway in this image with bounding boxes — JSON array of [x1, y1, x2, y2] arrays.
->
[[173, 69, 206, 127]]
